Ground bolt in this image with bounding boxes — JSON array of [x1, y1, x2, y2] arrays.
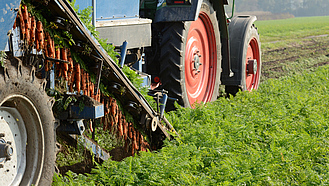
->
[[0, 133, 4, 138], [6, 141, 11, 145], [0, 164, 3, 168], [6, 146, 13, 157], [6, 157, 11, 161]]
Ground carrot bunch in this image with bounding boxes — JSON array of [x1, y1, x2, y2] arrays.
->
[[101, 95, 150, 155]]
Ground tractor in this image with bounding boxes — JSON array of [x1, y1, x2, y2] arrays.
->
[[76, 0, 262, 110]]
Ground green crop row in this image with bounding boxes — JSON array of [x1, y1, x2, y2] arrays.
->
[[256, 16, 329, 44], [53, 63, 329, 185]]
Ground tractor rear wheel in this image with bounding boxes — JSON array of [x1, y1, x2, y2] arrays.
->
[[159, 0, 221, 110], [226, 24, 261, 95], [0, 58, 55, 186]]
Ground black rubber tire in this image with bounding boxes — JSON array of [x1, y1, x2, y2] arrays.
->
[[0, 58, 55, 185], [225, 24, 261, 96], [158, 0, 221, 110]]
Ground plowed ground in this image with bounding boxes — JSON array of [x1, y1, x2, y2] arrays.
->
[[261, 35, 329, 81]]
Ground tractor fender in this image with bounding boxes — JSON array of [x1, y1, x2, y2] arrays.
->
[[222, 15, 257, 86], [154, 0, 202, 22]]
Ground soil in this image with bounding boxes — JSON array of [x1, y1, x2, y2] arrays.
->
[[261, 35, 329, 81]]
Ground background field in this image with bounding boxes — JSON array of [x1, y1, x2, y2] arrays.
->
[[256, 16, 329, 81], [53, 16, 329, 185]]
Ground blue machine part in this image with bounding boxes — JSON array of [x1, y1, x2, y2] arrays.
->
[[70, 103, 104, 119], [75, 0, 139, 20], [0, 0, 21, 51]]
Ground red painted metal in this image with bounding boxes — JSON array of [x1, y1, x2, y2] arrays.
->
[[245, 37, 260, 91], [184, 11, 217, 107]]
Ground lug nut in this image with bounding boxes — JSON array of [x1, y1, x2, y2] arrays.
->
[[0, 133, 4, 138], [6, 146, 13, 157], [0, 164, 3, 168]]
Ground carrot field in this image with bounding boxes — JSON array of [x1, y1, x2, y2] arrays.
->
[[53, 16, 329, 185]]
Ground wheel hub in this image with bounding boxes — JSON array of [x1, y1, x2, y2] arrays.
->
[[0, 138, 14, 161], [247, 59, 257, 75], [193, 51, 202, 73], [0, 107, 27, 185]]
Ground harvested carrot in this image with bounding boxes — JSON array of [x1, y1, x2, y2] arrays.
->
[[90, 82, 95, 99], [22, 5, 28, 22], [118, 112, 123, 136], [128, 123, 133, 139], [44, 41, 49, 72], [22, 4, 29, 40], [123, 120, 127, 141], [75, 63, 81, 93], [61, 48, 68, 80], [131, 142, 135, 156], [55, 46, 60, 59], [55, 46, 62, 77], [133, 129, 138, 150], [19, 6, 25, 37], [70, 70, 75, 92], [30, 16, 36, 45], [36, 21, 44, 51], [81, 69, 86, 94], [85, 73, 90, 96], [25, 13, 31, 42], [136, 131, 140, 150]]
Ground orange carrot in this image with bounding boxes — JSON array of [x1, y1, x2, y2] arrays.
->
[[118, 112, 123, 136], [36, 21, 44, 51], [19, 6, 25, 38], [136, 131, 140, 150], [25, 13, 31, 42], [85, 73, 90, 96], [75, 63, 81, 92], [30, 16, 36, 45], [81, 69, 86, 94], [70, 70, 75, 92], [128, 123, 133, 139], [90, 82, 95, 99], [22, 5, 29, 40], [61, 48, 68, 81]]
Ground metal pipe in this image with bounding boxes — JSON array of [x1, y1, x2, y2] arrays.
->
[[92, 0, 96, 27], [120, 41, 128, 68], [227, 0, 235, 20]]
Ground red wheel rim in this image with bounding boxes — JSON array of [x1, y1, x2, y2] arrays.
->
[[245, 37, 260, 91], [185, 11, 217, 107]]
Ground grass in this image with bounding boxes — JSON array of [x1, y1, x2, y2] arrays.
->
[[256, 16, 329, 44]]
